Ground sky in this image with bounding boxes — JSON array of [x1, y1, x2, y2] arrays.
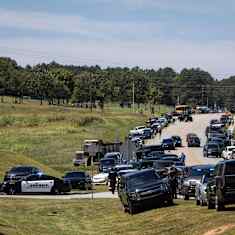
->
[[1, 0, 235, 79]]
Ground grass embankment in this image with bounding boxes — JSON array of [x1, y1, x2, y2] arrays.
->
[[0, 100, 171, 178], [0, 199, 235, 235]]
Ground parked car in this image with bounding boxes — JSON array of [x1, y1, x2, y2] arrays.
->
[[63, 171, 92, 190], [171, 136, 182, 147], [1, 174, 71, 195], [161, 138, 175, 150], [142, 128, 153, 139], [180, 164, 214, 200], [3, 166, 43, 183], [195, 170, 214, 206], [92, 172, 109, 185], [99, 158, 116, 172], [186, 133, 200, 147], [103, 152, 121, 163], [203, 143, 221, 158], [206, 160, 235, 211], [118, 169, 173, 214], [73, 151, 86, 166]]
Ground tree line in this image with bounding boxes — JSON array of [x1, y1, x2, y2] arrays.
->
[[0, 57, 235, 110]]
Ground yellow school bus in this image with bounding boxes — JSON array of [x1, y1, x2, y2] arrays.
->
[[175, 105, 191, 114]]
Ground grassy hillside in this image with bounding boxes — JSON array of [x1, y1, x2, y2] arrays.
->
[[0, 199, 235, 235], [0, 100, 171, 174], [0, 151, 60, 179]]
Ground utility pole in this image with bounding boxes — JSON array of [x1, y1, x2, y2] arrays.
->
[[158, 87, 161, 114], [201, 86, 204, 106], [90, 72, 93, 112], [132, 80, 135, 113], [177, 95, 180, 105]]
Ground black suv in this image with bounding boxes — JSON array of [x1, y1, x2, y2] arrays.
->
[[118, 169, 173, 214], [203, 143, 220, 158], [3, 166, 43, 183], [63, 171, 92, 190], [186, 133, 200, 147], [206, 160, 235, 211]]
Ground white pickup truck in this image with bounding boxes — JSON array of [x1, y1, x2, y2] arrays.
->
[[222, 146, 235, 159]]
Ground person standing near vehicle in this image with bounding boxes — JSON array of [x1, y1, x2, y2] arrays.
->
[[168, 168, 178, 199], [108, 169, 117, 194], [159, 128, 162, 137]]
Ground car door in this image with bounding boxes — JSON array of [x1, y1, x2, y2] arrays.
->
[[21, 175, 54, 193]]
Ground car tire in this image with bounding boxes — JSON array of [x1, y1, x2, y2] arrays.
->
[[200, 199, 205, 206], [128, 200, 137, 215], [207, 199, 215, 209], [167, 196, 174, 206], [184, 194, 189, 200], [215, 195, 224, 211], [51, 186, 60, 195], [8, 186, 16, 195]]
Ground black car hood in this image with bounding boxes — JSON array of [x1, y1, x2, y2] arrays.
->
[[132, 181, 163, 193]]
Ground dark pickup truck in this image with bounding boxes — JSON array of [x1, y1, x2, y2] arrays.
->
[[118, 169, 173, 214], [207, 160, 235, 211]]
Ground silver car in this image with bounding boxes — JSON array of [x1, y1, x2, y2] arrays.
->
[[195, 174, 213, 206]]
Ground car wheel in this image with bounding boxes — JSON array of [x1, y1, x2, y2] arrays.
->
[[128, 200, 137, 215], [167, 195, 174, 206], [8, 186, 16, 195], [123, 206, 128, 213], [184, 194, 189, 200], [51, 187, 60, 195], [207, 199, 215, 209], [215, 195, 224, 211]]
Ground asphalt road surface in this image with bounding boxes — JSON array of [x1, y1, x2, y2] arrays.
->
[[147, 113, 228, 166], [0, 191, 118, 200]]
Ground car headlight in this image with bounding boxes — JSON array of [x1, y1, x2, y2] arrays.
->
[[183, 181, 190, 187], [129, 192, 139, 200]]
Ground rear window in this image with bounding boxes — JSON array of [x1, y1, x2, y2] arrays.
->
[[225, 162, 235, 175], [10, 167, 34, 173], [65, 172, 85, 178]]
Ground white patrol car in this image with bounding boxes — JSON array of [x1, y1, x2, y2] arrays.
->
[[2, 174, 71, 195]]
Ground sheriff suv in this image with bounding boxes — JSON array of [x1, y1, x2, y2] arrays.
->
[[118, 169, 173, 214], [207, 160, 235, 211]]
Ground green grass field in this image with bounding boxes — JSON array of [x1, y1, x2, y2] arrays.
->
[[0, 99, 171, 179], [0, 199, 235, 235]]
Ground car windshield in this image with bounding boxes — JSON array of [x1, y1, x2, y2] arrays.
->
[[163, 139, 173, 143], [127, 171, 159, 189], [10, 167, 33, 173], [207, 144, 218, 149], [100, 159, 115, 166], [65, 172, 85, 178], [225, 162, 235, 175], [154, 161, 174, 168], [190, 167, 214, 177]]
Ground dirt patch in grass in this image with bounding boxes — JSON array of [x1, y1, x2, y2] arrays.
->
[[204, 224, 235, 235]]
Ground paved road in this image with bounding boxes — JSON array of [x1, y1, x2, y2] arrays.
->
[[0, 191, 118, 199], [148, 113, 228, 166]]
